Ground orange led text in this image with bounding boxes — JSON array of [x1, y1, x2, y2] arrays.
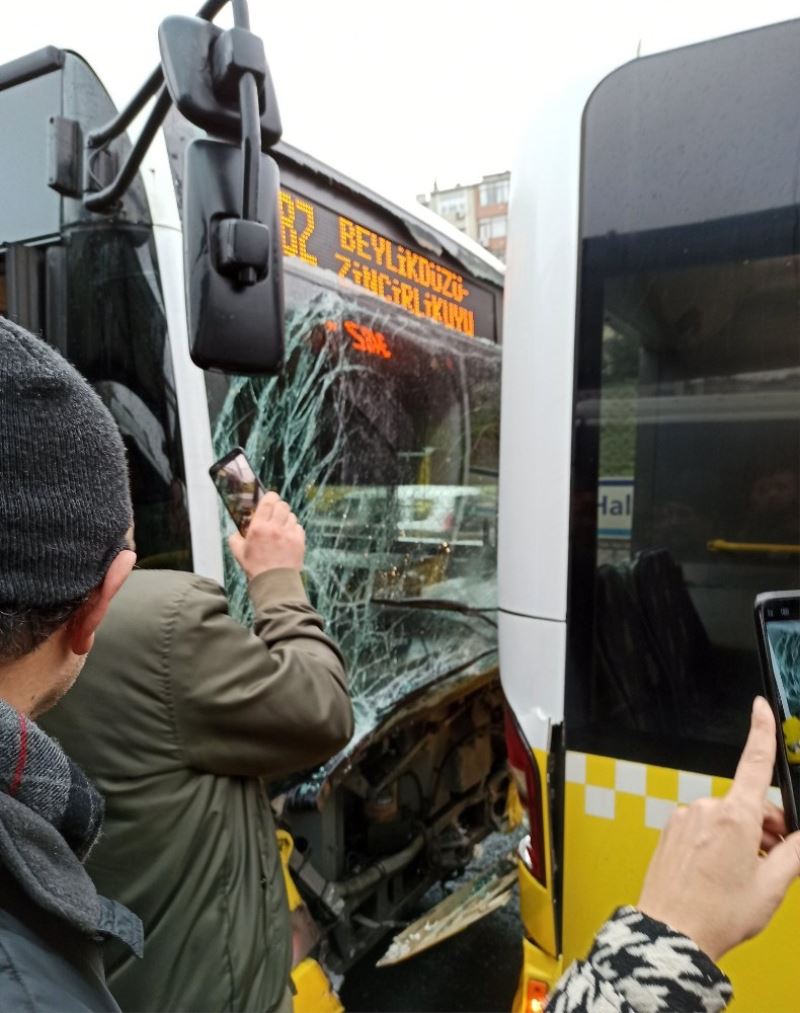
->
[[336, 217, 475, 337], [343, 320, 392, 359], [280, 192, 318, 266]]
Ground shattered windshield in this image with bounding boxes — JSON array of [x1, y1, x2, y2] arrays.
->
[[207, 262, 500, 737]]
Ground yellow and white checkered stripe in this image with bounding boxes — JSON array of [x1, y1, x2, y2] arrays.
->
[[566, 751, 783, 829]]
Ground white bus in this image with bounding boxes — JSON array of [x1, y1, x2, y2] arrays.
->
[[500, 10, 800, 1011]]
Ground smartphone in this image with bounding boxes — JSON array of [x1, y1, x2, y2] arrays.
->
[[754, 590, 800, 832], [209, 447, 265, 535]]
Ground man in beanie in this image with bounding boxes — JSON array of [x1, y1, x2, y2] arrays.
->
[[0, 318, 139, 1010]]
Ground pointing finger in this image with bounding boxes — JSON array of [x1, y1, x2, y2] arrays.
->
[[728, 697, 777, 811]]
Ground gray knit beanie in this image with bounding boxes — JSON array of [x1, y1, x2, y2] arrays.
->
[[0, 318, 132, 606]]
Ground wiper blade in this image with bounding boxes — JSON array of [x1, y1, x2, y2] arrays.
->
[[370, 596, 498, 629]]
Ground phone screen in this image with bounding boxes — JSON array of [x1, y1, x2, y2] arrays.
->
[[209, 448, 264, 535], [757, 594, 800, 829]]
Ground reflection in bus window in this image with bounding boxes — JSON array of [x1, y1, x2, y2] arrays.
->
[[211, 266, 500, 732], [574, 247, 800, 774], [62, 227, 192, 569]]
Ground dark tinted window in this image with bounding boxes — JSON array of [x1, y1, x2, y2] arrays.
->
[[61, 226, 192, 569], [569, 21, 800, 776]]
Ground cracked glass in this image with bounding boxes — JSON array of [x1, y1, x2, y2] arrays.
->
[[207, 261, 501, 739]]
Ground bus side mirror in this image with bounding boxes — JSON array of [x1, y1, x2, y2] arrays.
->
[[183, 138, 284, 374], [159, 13, 284, 374], [158, 16, 281, 147]]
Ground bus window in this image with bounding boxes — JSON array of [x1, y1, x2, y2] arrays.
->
[[61, 226, 192, 569], [570, 21, 800, 777], [0, 68, 61, 243], [0, 54, 192, 571], [210, 264, 501, 728]]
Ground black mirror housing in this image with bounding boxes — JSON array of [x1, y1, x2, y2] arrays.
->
[[215, 218, 271, 280], [158, 15, 281, 147], [183, 137, 284, 374], [211, 26, 265, 103]]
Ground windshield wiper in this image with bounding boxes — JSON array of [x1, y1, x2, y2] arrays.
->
[[370, 596, 498, 630]]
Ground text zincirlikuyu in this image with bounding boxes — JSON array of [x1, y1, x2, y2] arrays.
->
[[279, 190, 481, 338]]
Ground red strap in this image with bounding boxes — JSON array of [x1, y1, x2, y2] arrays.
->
[[8, 713, 28, 796]]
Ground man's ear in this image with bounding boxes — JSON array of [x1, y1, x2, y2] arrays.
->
[[67, 549, 137, 657]]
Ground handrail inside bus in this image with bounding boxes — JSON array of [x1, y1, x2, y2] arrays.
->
[[707, 539, 800, 555]]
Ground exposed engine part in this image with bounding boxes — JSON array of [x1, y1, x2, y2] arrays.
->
[[486, 768, 513, 830], [449, 732, 491, 793], [364, 783, 399, 824], [334, 834, 426, 899], [430, 823, 472, 872], [289, 848, 345, 919], [353, 913, 406, 930], [284, 676, 509, 973], [366, 817, 417, 858], [363, 781, 407, 855], [342, 770, 371, 799], [369, 734, 433, 796]]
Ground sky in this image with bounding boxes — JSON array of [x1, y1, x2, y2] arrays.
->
[[2, 1, 800, 208]]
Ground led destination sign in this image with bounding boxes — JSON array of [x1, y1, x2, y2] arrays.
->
[[279, 189, 496, 339]]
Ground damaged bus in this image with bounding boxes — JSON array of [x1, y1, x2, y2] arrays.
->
[[209, 142, 508, 979], [0, 6, 508, 1000]]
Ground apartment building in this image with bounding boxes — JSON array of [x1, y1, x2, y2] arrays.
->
[[418, 171, 510, 261]]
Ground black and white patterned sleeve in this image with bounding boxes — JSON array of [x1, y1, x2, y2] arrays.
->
[[546, 906, 733, 1013]]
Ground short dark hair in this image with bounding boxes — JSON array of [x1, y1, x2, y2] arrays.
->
[[0, 596, 88, 663]]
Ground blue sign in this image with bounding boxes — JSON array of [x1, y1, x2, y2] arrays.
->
[[598, 477, 634, 539]]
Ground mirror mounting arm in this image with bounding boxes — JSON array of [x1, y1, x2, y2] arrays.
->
[[81, 0, 230, 213], [86, 0, 228, 151], [86, 66, 165, 151], [83, 84, 172, 212], [209, 0, 267, 286], [239, 73, 261, 222], [233, 71, 263, 285]]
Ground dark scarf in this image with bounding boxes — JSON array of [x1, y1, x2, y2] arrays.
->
[[0, 698, 103, 861]]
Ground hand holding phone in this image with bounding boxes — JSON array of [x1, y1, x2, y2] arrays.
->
[[228, 491, 306, 578], [754, 590, 800, 832], [210, 447, 305, 578], [209, 447, 265, 535]]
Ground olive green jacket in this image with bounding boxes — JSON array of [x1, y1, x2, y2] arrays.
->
[[42, 568, 353, 1013]]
